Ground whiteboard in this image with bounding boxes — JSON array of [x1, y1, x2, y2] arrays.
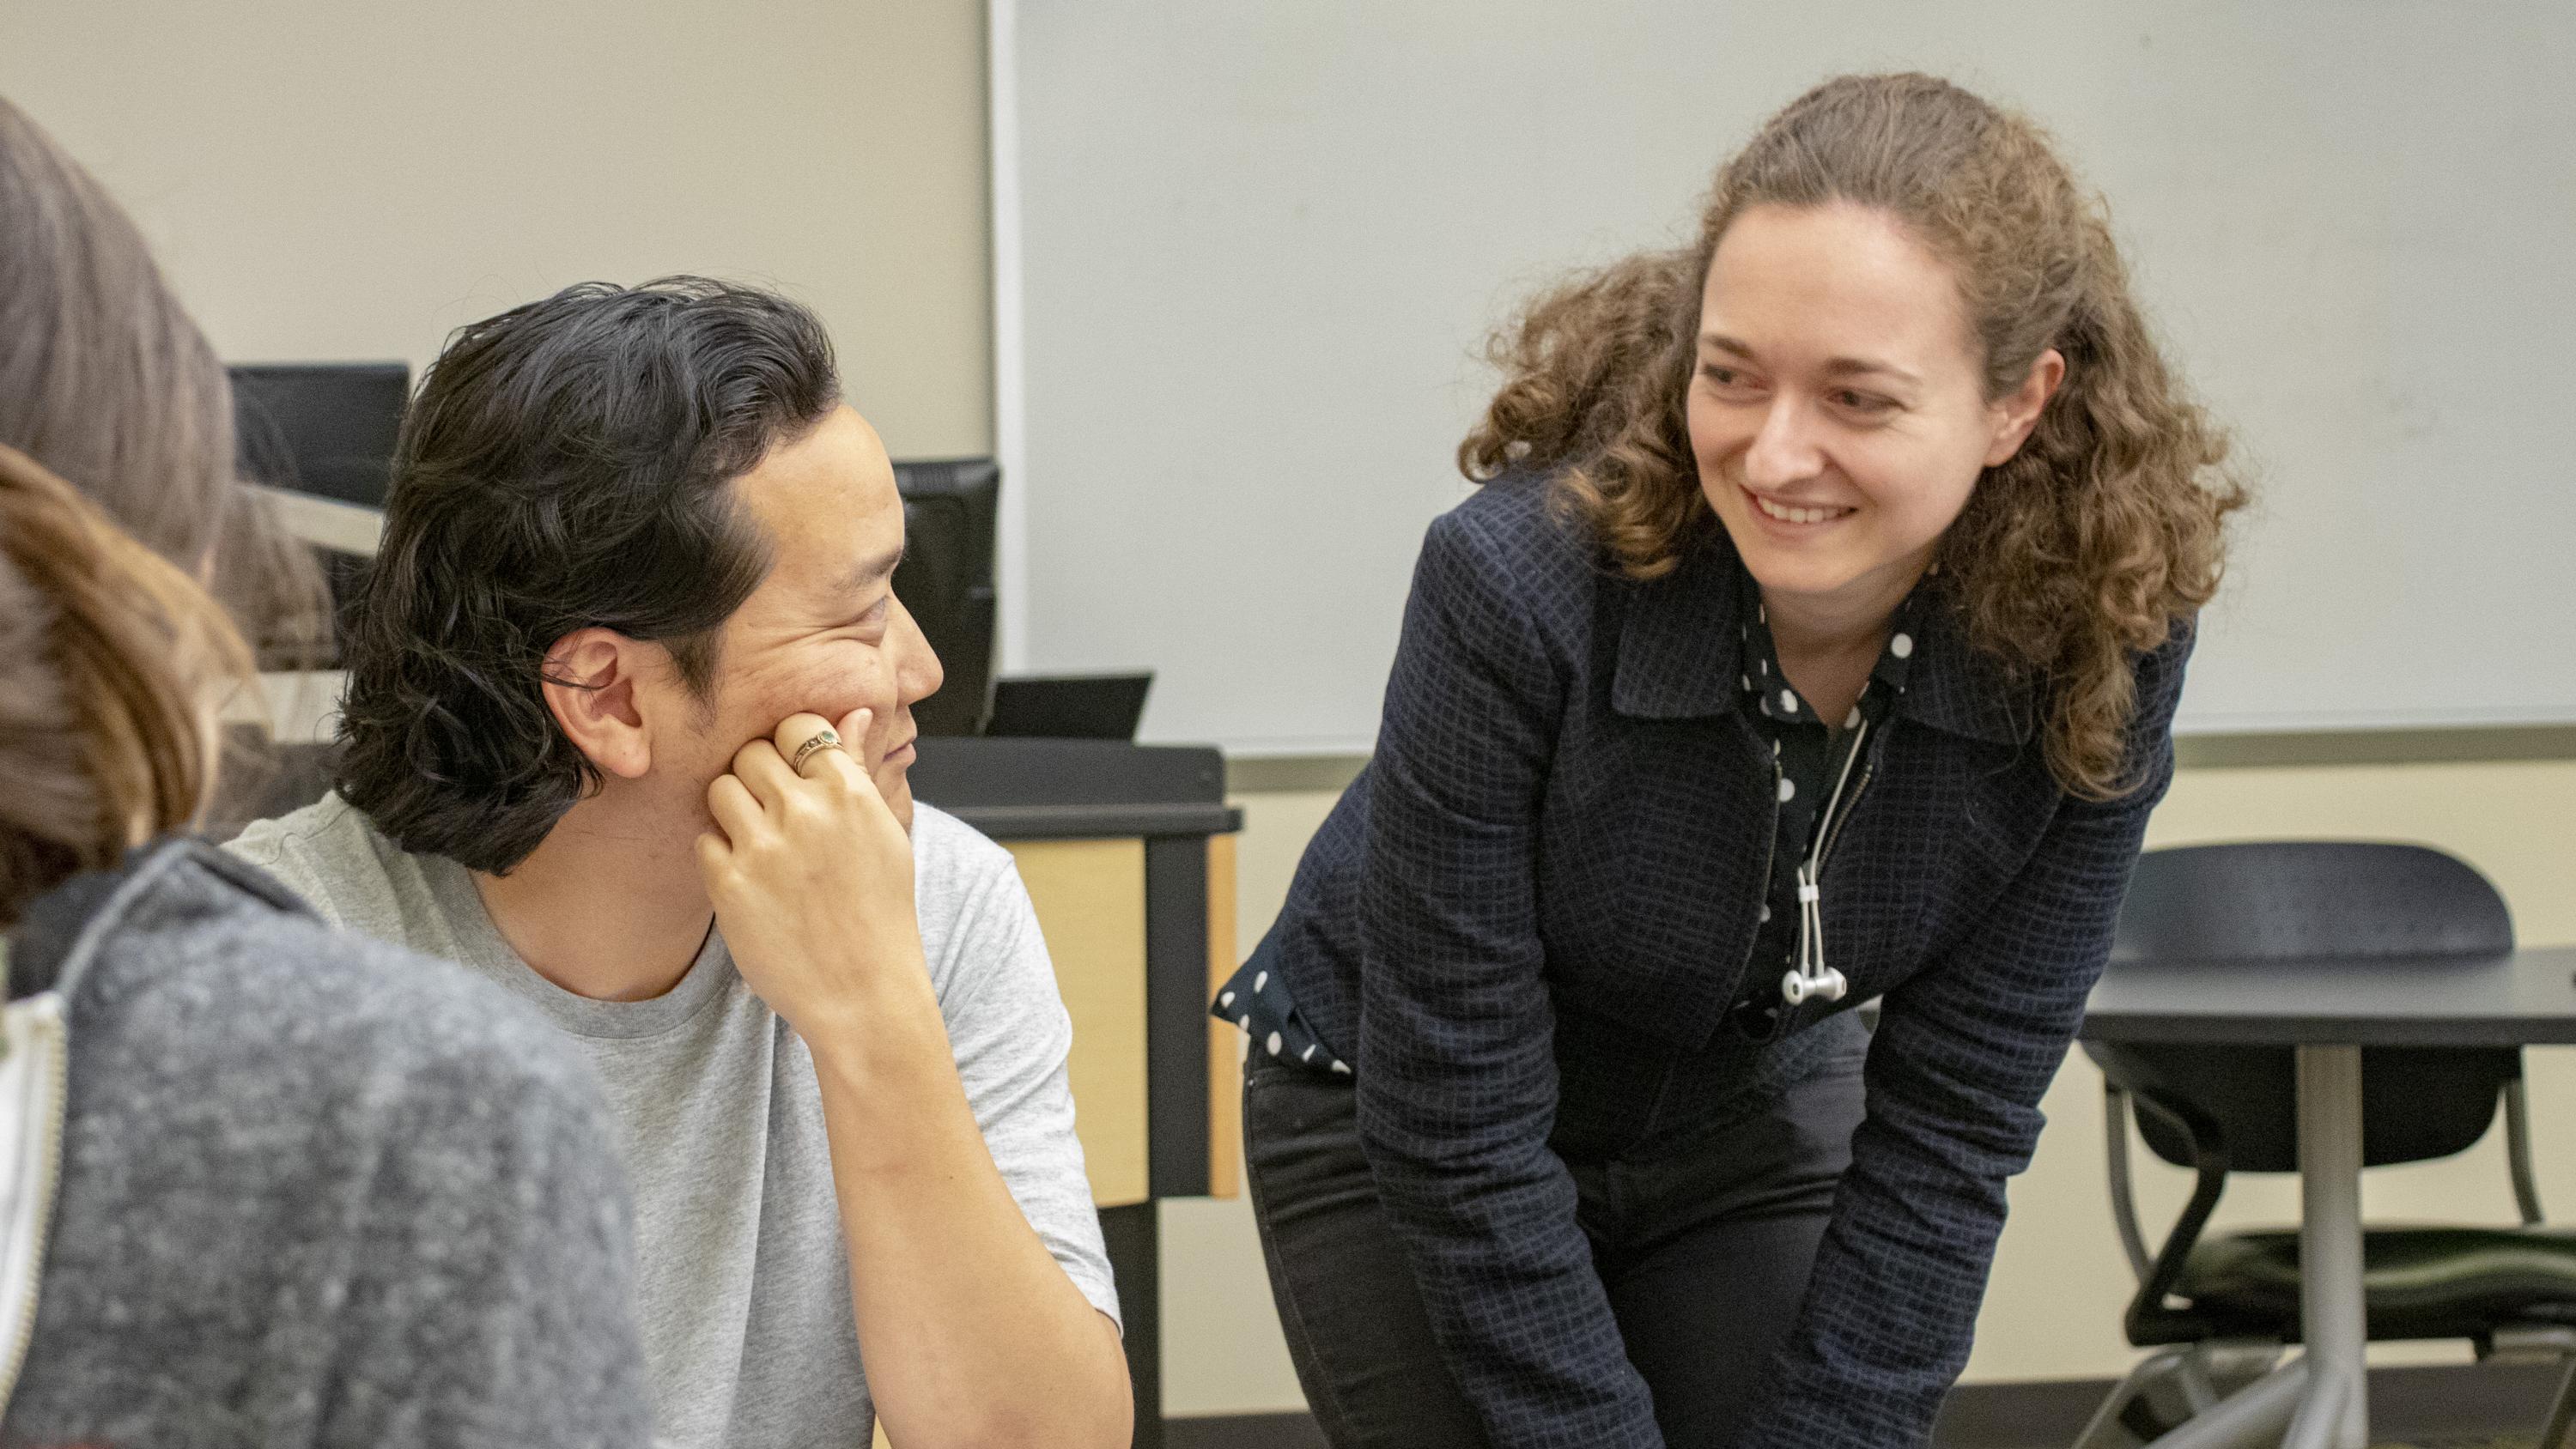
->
[[998, 2, 2576, 755]]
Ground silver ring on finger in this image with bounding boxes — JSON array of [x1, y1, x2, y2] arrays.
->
[[791, 727, 844, 776]]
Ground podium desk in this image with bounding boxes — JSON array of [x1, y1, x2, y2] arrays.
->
[[908, 737, 1243, 1449]]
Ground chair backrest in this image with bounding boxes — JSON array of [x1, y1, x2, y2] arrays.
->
[[2111, 840, 2511, 963], [2094, 841, 2518, 1173]]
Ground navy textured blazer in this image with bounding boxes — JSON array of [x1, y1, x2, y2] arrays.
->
[[1253, 472, 2190, 1448]]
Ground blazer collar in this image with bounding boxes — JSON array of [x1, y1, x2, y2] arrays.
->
[[1895, 585, 2034, 747], [1610, 528, 1748, 720], [1610, 530, 2031, 746]]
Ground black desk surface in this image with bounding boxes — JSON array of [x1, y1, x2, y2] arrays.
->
[[210, 731, 1246, 845], [909, 737, 1241, 840], [2081, 944, 2576, 1048]]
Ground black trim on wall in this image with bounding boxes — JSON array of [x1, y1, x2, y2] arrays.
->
[[1927, 1361, 2572, 1446], [1167, 1414, 1324, 1449], [1165, 1361, 2575, 1449], [2174, 723, 2576, 768]]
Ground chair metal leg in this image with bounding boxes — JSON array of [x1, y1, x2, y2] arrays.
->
[[2105, 1085, 2155, 1282], [2509, 1075, 2547, 1226], [2542, 1352, 2576, 1449], [2280, 1365, 2351, 1449], [2080, 1343, 2290, 1448], [2172, 1351, 2222, 1415], [2142, 1358, 2311, 1449], [2075, 1348, 2193, 1449], [2294, 1044, 2370, 1449], [2183, 1341, 2286, 1416]]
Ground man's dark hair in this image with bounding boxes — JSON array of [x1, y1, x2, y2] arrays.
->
[[334, 277, 840, 874]]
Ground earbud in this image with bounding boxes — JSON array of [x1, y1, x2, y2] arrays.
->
[[1778, 716, 1868, 1015], [1781, 966, 1848, 1006]]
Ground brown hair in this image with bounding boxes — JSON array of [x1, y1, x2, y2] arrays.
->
[[0, 445, 251, 926], [0, 94, 323, 658], [1461, 73, 2245, 797], [335, 278, 834, 875]]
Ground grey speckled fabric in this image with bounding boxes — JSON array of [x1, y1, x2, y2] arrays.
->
[[0, 839, 650, 1449]]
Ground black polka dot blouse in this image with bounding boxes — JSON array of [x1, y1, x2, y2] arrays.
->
[[1216, 561, 1931, 1076]]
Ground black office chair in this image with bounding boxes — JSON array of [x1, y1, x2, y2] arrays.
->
[[2077, 841, 2576, 1447]]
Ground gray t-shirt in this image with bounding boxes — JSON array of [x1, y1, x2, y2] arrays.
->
[[228, 797, 1119, 1449]]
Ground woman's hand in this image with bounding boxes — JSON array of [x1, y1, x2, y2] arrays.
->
[[696, 707, 927, 1042]]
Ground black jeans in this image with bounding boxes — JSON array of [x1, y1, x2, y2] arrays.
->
[[1242, 1043, 1866, 1449]]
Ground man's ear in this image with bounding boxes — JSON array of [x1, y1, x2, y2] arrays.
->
[[540, 627, 653, 780], [1984, 347, 2067, 467]]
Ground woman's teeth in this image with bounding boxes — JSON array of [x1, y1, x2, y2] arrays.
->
[[1753, 494, 1852, 524]]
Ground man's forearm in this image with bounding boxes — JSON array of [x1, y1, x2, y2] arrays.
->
[[806, 972, 1130, 1449]]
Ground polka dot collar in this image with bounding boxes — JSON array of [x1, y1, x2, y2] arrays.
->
[[1734, 578, 1930, 727], [1722, 566, 1932, 1041]]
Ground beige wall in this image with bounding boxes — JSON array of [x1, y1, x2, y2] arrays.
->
[[0, 0, 993, 458], [1177, 761, 2576, 1413]]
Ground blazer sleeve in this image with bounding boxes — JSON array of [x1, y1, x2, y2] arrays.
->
[[1745, 626, 2195, 1448], [1354, 511, 1667, 1447]]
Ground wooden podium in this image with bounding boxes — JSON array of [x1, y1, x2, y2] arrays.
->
[[908, 737, 1242, 1449]]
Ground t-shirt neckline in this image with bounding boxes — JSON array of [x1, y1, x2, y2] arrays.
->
[[421, 855, 738, 1040]]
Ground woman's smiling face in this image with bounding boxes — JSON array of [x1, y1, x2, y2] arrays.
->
[[1686, 202, 2057, 624]]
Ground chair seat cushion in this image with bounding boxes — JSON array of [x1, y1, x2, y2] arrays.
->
[[2179, 1226, 2576, 1327]]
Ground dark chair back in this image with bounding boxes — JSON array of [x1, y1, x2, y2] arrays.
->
[[2091, 841, 2518, 1173], [2111, 840, 2512, 964]]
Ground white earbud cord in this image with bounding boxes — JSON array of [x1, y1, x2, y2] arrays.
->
[[1783, 715, 1868, 1007]]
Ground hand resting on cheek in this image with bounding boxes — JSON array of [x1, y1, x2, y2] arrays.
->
[[696, 706, 931, 1041]]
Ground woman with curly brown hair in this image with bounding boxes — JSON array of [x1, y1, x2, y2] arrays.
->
[[1216, 73, 2244, 1448]]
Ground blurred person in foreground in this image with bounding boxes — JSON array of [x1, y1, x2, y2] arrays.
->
[[0, 89, 647, 1449]]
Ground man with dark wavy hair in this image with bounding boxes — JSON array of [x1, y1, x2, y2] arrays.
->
[[229, 278, 1131, 1449]]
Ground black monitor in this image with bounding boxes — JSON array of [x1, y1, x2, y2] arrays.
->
[[231, 362, 409, 509], [891, 458, 999, 737], [228, 367, 999, 726], [230, 363, 410, 665]]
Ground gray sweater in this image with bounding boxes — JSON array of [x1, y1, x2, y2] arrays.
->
[[0, 839, 651, 1448]]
